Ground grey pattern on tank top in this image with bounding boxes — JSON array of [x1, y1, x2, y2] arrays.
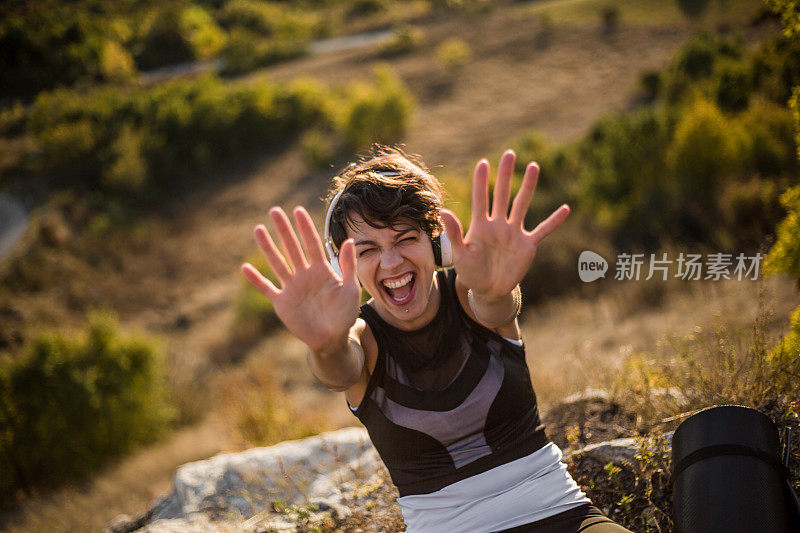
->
[[372, 339, 505, 468]]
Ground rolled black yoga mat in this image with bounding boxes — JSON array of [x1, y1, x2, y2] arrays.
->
[[672, 405, 793, 533]]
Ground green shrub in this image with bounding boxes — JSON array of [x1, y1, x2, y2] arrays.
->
[[380, 25, 423, 57], [676, 0, 711, 19], [675, 33, 719, 79], [219, 0, 286, 36], [27, 74, 334, 197], [220, 28, 264, 73], [0, 101, 27, 137], [738, 98, 797, 177], [668, 98, 745, 207], [751, 33, 800, 105], [436, 37, 472, 72], [716, 177, 782, 249], [0, 8, 107, 98], [99, 39, 136, 83], [770, 304, 800, 365], [765, 184, 800, 280], [579, 106, 677, 245], [181, 5, 227, 60], [639, 70, 661, 101], [103, 124, 148, 195], [714, 59, 752, 112], [301, 129, 335, 168], [599, 6, 619, 35], [340, 65, 413, 148], [0, 311, 173, 506], [348, 0, 386, 17], [136, 6, 197, 70]]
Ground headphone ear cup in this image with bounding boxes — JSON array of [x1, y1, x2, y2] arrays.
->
[[330, 254, 343, 278], [438, 231, 453, 268], [431, 233, 453, 268]]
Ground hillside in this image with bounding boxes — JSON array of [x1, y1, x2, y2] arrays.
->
[[1, 1, 797, 531]]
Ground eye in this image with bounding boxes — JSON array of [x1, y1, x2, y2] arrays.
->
[[358, 248, 376, 257], [399, 236, 417, 244]]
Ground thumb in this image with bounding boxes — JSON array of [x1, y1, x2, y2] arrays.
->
[[339, 238, 359, 288], [440, 209, 465, 253]]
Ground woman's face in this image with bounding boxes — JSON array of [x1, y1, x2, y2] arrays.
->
[[345, 213, 440, 330]]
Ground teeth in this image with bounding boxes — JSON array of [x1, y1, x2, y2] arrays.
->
[[382, 273, 413, 289]]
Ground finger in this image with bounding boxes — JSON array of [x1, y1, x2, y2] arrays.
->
[[293, 206, 327, 265], [241, 263, 280, 299], [270, 207, 309, 271], [491, 149, 515, 220], [471, 159, 489, 223], [440, 209, 465, 254], [339, 238, 359, 287], [254, 224, 293, 283], [528, 204, 571, 245], [509, 162, 540, 226]]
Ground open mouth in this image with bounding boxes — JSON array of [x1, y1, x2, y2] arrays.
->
[[381, 272, 416, 306]]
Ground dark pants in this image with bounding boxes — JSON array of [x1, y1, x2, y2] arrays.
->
[[495, 504, 633, 533]]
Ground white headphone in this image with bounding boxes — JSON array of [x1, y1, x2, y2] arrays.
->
[[322, 171, 452, 277]]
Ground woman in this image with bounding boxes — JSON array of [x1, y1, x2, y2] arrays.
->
[[242, 147, 631, 532]]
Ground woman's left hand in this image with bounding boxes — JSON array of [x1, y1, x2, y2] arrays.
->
[[440, 149, 570, 299]]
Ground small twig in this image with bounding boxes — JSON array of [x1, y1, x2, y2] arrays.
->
[[656, 407, 704, 425]]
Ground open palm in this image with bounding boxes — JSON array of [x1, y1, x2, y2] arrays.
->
[[241, 207, 360, 353], [440, 150, 570, 299]]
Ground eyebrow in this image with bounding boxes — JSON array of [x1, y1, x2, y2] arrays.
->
[[354, 228, 417, 247]]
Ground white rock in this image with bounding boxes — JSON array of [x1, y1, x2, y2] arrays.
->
[[137, 427, 380, 532]]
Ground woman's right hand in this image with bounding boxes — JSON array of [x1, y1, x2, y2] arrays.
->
[[241, 206, 360, 354]]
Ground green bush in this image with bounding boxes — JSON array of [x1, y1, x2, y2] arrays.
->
[[301, 129, 335, 168], [136, 6, 197, 70], [0, 8, 107, 98], [348, 0, 386, 16], [380, 25, 423, 57], [27, 74, 333, 197], [714, 58, 752, 112], [103, 124, 148, 195], [219, 0, 286, 36], [99, 39, 137, 83], [770, 304, 800, 365], [340, 65, 413, 148], [436, 37, 472, 72], [0, 311, 173, 506], [668, 98, 745, 206], [765, 184, 800, 280], [579, 106, 677, 245], [738, 97, 797, 177]]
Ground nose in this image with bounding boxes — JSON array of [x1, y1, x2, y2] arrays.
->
[[379, 246, 403, 270]]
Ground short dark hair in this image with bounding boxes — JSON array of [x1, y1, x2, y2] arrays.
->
[[326, 146, 444, 250]]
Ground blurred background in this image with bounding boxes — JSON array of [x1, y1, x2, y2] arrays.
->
[[0, 0, 799, 530]]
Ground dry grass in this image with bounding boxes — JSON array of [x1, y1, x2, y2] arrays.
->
[[520, 274, 799, 412]]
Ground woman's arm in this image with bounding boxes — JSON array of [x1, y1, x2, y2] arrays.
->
[[441, 149, 569, 332], [242, 206, 368, 393]]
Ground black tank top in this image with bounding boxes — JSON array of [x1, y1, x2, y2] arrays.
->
[[352, 269, 549, 497]]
